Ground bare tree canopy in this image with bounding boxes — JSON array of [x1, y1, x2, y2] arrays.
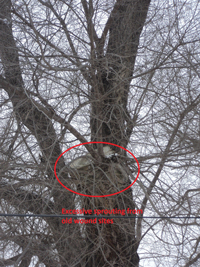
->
[[0, 0, 200, 266]]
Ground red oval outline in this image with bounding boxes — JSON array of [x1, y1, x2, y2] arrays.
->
[[54, 142, 140, 197]]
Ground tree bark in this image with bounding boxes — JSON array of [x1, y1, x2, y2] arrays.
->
[[91, 0, 151, 151], [0, 1, 82, 266], [87, 1, 151, 266]]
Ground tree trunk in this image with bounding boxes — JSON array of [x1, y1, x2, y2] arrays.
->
[[0, 0, 151, 266], [88, 0, 151, 266], [0, 1, 82, 266]]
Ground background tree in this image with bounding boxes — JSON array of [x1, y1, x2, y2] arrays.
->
[[0, 0, 200, 266]]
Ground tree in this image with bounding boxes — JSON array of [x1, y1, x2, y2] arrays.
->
[[0, 0, 200, 266]]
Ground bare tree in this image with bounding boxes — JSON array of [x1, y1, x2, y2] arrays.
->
[[0, 0, 200, 266]]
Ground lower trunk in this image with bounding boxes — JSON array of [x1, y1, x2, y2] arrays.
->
[[70, 157, 139, 266]]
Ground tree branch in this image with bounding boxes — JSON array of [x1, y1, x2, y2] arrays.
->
[[136, 95, 200, 244]]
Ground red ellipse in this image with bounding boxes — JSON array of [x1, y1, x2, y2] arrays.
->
[[54, 142, 140, 197]]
